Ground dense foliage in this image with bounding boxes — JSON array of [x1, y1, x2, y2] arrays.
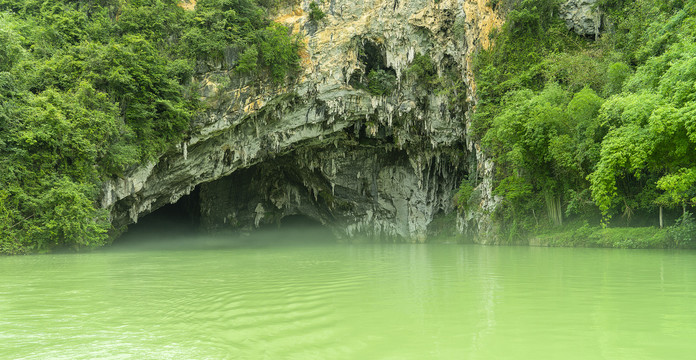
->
[[0, 0, 300, 254], [367, 69, 397, 96], [308, 1, 325, 22], [470, 0, 696, 246]]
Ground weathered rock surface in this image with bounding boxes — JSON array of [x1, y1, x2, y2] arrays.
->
[[561, 0, 604, 38], [199, 144, 463, 240], [102, 0, 502, 241]]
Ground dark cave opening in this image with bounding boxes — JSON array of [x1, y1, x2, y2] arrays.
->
[[349, 38, 397, 89], [360, 39, 387, 75], [280, 214, 324, 228], [118, 187, 201, 241]]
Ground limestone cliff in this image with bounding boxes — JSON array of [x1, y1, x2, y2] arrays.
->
[[102, 0, 502, 241], [560, 0, 606, 38]]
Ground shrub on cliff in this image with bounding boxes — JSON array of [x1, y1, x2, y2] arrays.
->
[[406, 53, 437, 87], [309, 1, 326, 22], [367, 69, 397, 96]]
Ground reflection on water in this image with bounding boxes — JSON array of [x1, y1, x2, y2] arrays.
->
[[1, 229, 695, 359]]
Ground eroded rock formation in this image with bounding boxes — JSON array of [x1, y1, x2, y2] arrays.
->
[[102, 0, 502, 241], [561, 0, 605, 38]]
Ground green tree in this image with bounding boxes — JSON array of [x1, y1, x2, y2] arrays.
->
[[0, 14, 24, 72], [258, 23, 301, 83], [235, 45, 259, 75], [0, 0, 303, 253], [309, 1, 325, 22], [367, 69, 397, 96]]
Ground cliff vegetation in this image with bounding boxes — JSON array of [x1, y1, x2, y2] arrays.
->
[[470, 0, 696, 247], [0, 0, 300, 254]]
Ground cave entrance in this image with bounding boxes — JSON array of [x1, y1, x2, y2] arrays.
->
[[349, 38, 397, 89], [118, 187, 201, 242], [360, 39, 387, 75], [280, 214, 324, 228]]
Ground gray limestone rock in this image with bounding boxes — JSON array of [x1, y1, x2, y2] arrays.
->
[[101, 0, 502, 242], [561, 0, 604, 38]]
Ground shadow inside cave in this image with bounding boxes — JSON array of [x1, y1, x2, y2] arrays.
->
[[110, 188, 336, 251], [115, 187, 201, 246]]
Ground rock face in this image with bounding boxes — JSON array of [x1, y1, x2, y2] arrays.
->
[[199, 146, 463, 240], [561, 0, 604, 38], [101, 0, 502, 241]]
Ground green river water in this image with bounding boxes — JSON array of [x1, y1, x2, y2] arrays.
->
[[1, 229, 695, 359]]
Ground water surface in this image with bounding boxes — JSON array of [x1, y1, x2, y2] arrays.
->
[[1, 231, 695, 359]]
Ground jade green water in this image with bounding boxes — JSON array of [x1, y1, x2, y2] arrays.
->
[[1, 231, 695, 359]]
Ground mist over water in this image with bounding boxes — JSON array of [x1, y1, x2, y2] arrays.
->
[[113, 207, 338, 253], [2, 218, 696, 359]]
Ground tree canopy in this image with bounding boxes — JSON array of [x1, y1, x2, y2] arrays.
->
[[471, 0, 696, 246], [0, 0, 301, 253]]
